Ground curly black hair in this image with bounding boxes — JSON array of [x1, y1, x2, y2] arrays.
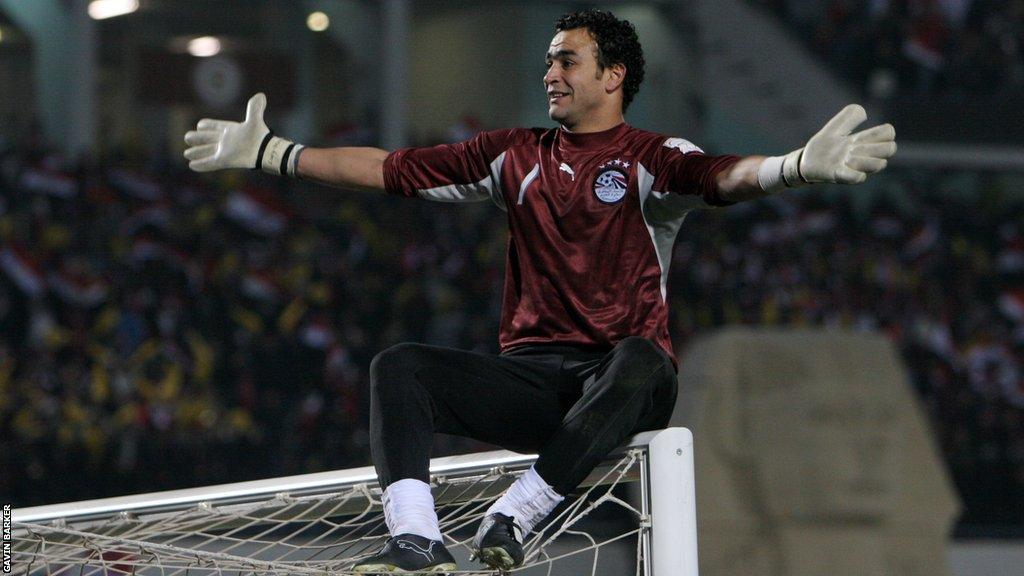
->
[[555, 9, 645, 112]]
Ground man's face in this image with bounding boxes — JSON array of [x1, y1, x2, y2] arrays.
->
[[544, 28, 608, 129]]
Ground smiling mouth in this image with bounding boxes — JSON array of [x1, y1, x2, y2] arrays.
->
[[548, 92, 569, 103]]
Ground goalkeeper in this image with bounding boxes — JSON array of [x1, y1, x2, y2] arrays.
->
[[184, 9, 895, 574]]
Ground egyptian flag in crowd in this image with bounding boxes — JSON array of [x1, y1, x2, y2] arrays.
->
[[0, 245, 45, 297], [300, 316, 335, 350], [108, 168, 165, 202], [19, 166, 77, 198], [241, 269, 284, 304], [49, 263, 109, 308], [122, 203, 172, 237], [224, 188, 291, 236], [131, 235, 166, 263], [999, 289, 1024, 323], [800, 210, 836, 235], [904, 220, 940, 259], [998, 236, 1024, 274]]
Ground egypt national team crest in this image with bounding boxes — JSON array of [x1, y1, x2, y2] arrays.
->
[[593, 159, 631, 204]]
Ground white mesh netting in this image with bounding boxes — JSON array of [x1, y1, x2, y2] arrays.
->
[[12, 449, 650, 576]]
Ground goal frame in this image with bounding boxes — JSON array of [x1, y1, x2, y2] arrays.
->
[[13, 427, 698, 576]]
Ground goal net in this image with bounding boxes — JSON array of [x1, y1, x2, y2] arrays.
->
[[11, 428, 696, 576]]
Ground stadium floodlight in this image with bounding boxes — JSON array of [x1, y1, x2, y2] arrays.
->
[[307, 11, 330, 32], [87, 0, 139, 20], [188, 36, 222, 58]]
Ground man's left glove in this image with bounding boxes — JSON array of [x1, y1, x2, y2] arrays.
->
[[758, 104, 896, 192], [183, 92, 303, 176]]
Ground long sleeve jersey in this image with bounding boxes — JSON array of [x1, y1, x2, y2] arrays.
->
[[383, 122, 740, 367]]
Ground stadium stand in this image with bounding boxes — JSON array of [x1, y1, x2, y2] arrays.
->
[[753, 0, 1024, 98]]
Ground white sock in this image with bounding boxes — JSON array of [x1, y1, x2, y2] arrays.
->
[[382, 478, 442, 541], [485, 466, 565, 536]]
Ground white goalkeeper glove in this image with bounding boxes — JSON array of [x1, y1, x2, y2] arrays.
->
[[758, 104, 896, 192], [183, 93, 304, 176]]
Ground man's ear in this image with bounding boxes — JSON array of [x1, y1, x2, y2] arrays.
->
[[604, 63, 626, 94]]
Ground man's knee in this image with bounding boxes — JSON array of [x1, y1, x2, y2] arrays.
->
[[370, 342, 429, 394], [607, 338, 677, 430], [614, 336, 672, 373]]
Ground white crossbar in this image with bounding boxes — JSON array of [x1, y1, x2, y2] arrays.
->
[[14, 430, 665, 524]]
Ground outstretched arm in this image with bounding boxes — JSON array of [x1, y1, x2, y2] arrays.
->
[[184, 93, 388, 193], [713, 155, 769, 203], [296, 147, 387, 192], [715, 104, 897, 203]]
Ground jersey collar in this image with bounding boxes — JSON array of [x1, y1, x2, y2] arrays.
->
[[556, 123, 630, 154]]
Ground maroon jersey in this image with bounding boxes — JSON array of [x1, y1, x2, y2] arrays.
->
[[383, 123, 739, 366]]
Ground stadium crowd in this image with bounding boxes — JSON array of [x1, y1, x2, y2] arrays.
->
[[757, 0, 1024, 98], [1, 140, 1022, 529]]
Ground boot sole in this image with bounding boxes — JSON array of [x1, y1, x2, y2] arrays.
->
[[478, 547, 519, 571]]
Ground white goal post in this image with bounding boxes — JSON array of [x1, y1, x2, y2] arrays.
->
[[13, 427, 697, 576]]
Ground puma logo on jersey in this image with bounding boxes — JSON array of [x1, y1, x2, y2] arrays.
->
[[395, 539, 436, 561], [559, 162, 575, 181], [662, 137, 703, 154]]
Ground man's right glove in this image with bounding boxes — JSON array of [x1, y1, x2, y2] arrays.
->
[[758, 104, 896, 192], [183, 93, 304, 176]]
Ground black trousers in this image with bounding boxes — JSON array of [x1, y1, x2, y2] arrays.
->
[[368, 336, 677, 495]]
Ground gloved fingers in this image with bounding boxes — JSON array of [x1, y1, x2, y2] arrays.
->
[[821, 104, 867, 136], [184, 130, 221, 146], [189, 157, 220, 172], [197, 118, 234, 131], [851, 123, 895, 144], [851, 141, 897, 159], [245, 93, 267, 122], [835, 165, 867, 184], [848, 155, 887, 174], [183, 144, 217, 162]]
